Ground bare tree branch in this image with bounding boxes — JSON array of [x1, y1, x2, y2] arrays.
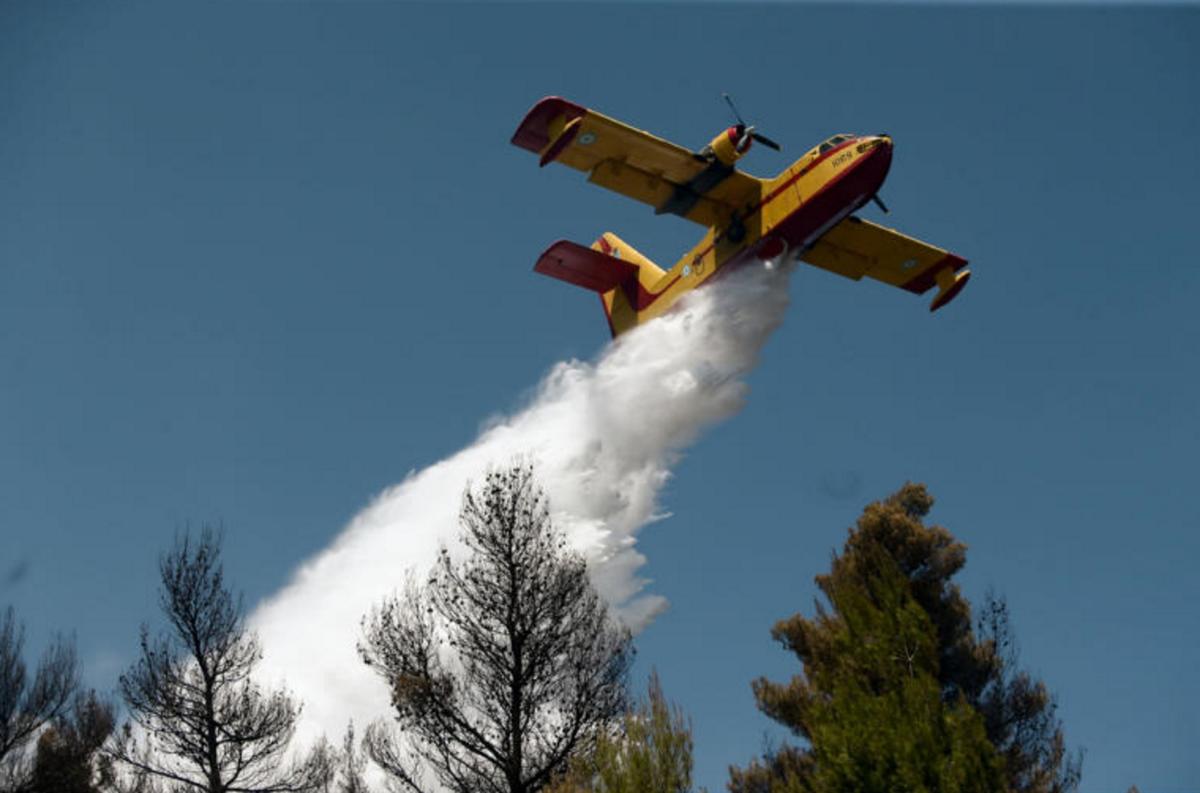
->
[[109, 527, 333, 793], [0, 605, 79, 768], [359, 464, 632, 793]]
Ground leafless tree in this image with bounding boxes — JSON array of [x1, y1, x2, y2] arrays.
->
[[111, 528, 331, 793], [324, 724, 371, 793], [359, 464, 633, 793], [0, 605, 78, 780]]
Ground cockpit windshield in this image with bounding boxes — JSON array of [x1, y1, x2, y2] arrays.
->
[[818, 134, 854, 154]]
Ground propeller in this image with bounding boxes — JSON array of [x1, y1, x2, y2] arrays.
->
[[722, 92, 782, 152]]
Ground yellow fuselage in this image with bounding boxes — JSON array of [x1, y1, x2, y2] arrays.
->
[[617, 134, 894, 325]]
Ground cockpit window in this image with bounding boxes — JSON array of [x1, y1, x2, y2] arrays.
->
[[819, 134, 853, 154]]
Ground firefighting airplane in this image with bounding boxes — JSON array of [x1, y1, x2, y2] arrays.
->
[[511, 95, 970, 337]]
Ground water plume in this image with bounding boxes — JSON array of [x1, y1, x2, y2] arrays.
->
[[250, 260, 793, 742]]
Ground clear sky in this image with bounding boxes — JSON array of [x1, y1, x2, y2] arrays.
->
[[1, 2, 1197, 791]]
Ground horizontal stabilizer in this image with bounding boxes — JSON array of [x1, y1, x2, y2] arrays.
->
[[533, 240, 640, 293]]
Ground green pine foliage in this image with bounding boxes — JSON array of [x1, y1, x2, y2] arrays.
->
[[797, 547, 1004, 793], [731, 484, 1079, 793], [552, 673, 697, 793]]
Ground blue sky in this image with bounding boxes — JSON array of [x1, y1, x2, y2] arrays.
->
[[1, 2, 1197, 791]]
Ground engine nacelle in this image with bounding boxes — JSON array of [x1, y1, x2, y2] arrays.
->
[[706, 126, 752, 166]]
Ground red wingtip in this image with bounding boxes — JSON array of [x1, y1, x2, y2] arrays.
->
[[511, 96, 587, 153], [539, 118, 581, 167], [929, 268, 971, 312]]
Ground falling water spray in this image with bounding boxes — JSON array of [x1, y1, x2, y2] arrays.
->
[[250, 260, 794, 744]]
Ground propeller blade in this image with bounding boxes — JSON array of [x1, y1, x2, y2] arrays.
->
[[722, 93, 781, 153], [752, 132, 782, 151], [722, 92, 747, 126]]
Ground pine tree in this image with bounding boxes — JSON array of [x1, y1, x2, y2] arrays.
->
[[112, 528, 331, 792], [550, 672, 695, 793], [28, 691, 115, 793], [0, 606, 78, 772], [359, 464, 633, 793], [730, 484, 1080, 793]]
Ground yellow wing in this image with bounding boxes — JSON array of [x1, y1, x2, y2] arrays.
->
[[512, 97, 763, 228], [801, 216, 971, 311]]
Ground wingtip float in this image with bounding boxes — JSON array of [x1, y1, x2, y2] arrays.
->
[[513, 96, 970, 337]]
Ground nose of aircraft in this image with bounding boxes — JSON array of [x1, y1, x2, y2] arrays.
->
[[873, 134, 894, 168], [859, 134, 893, 169], [861, 134, 894, 192]]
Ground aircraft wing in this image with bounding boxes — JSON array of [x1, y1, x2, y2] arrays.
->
[[512, 97, 763, 228], [801, 217, 970, 310]]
